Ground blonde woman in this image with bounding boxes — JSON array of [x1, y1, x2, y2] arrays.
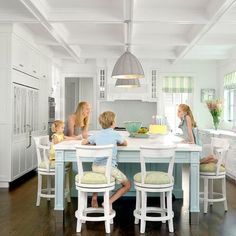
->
[[67, 101, 91, 139]]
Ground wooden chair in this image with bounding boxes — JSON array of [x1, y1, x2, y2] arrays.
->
[[34, 136, 71, 206], [133, 144, 176, 233], [75, 145, 116, 234], [200, 137, 230, 213]]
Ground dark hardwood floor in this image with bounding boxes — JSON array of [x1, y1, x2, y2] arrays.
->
[[1, 166, 236, 236]]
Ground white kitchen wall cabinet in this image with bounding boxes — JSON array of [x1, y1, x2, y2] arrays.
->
[[98, 68, 106, 100], [0, 25, 50, 187]]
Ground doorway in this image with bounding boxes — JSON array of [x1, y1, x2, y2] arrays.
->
[[65, 77, 95, 130]]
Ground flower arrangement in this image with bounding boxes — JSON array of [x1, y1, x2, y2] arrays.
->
[[206, 99, 223, 130]]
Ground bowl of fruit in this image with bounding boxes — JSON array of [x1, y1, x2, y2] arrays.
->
[[123, 121, 142, 137]]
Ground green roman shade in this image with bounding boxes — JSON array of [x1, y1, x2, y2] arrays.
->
[[224, 71, 236, 89], [163, 76, 193, 93]]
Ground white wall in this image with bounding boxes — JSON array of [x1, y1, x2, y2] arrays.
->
[[61, 58, 218, 129], [99, 100, 157, 127], [105, 59, 218, 129]]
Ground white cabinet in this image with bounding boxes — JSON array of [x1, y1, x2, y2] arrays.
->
[[12, 35, 45, 78], [102, 68, 158, 101], [12, 83, 39, 180], [12, 36, 31, 73], [0, 26, 51, 187]]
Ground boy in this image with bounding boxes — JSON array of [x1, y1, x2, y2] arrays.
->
[[81, 111, 131, 209]]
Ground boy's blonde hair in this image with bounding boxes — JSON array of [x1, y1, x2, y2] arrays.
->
[[179, 104, 197, 127], [51, 120, 64, 133], [99, 111, 115, 129], [74, 101, 90, 129]]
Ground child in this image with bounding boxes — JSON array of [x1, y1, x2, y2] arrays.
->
[[177, 104, 199, 144], [177, 104, 215, 164], [50, 120, 81, 162], [81, 111, 131, 209]]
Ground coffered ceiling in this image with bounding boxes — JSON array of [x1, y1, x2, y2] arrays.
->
[[1, 0, 236, 63]]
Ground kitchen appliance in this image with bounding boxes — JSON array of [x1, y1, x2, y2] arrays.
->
[[48, 97, 55, 139]]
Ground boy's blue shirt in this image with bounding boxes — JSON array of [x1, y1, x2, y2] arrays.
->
[[87, 128, 125, 167]]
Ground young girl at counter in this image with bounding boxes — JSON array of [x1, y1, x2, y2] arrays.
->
[[177, 104, 216, 164], [49, 120, 81, 163]]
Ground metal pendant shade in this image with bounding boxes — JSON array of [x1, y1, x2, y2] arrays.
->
[[112, 51, 144, 79], [115, 78, 140, 88]]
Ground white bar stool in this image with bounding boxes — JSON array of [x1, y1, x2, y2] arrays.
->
[[200, 137, 229, 213], [34, 136, 71, 206], [75, 145, 116, 234], [133, 144, 176, 233]]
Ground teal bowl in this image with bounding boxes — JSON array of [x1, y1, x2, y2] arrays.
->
[[123, 121, 142, 137]]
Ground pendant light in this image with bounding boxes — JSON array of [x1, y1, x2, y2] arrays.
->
[[115, 78, 140, 88], [112, 20, 145, 84], [112, 50, 144, 80]]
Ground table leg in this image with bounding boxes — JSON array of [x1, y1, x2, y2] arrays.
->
[[189, 152, 200, 224], [55, 150, 65, 221]]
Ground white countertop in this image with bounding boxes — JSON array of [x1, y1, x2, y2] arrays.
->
[[55, 132, 202, 152], [202, 129, 236, 137]]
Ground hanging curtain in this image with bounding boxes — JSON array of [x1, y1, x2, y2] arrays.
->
[[224, 71, 236, 89], [162, 76, 193, 93]]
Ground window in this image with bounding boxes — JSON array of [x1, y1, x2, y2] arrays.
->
[[162, 76, 193, 133], [224, 72, 236, 122], [164, 93, 192, 133]]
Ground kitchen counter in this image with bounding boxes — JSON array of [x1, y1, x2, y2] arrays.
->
[[54, 132, 202, 224], [201, 129, 236, 137]]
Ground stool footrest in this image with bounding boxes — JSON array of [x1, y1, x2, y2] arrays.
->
[[134, 207, 174, 222], [75, 208, 116, 222]]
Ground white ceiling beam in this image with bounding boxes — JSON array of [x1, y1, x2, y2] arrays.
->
[[173, 0, 236, 63], [20, 0, 82, 63]]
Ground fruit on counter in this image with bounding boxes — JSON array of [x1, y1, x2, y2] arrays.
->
[[137, 127, 148, 134]]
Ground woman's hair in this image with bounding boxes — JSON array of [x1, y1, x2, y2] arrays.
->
[[179, 104, 197, 127], [51, 120, 64, 133], [99, 111, 115, 129], [74, 101, 90, 128]]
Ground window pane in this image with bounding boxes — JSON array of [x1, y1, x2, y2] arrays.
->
[[164, 92, 192, 133]]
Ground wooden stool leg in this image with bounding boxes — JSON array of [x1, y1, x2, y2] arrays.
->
[[134, 190, 140, 224], [140, 191, 147, 234], [47, 175, 51, 201], [167, 191, 173, 233], [76, 191, 83, 232], [104, 191, 111, 234], [209, 179, 213, 206], [204, 177, 208, 214], [36, 174, 42, 206], [160, 192, 166, 223], [222, 178, 228, 211]]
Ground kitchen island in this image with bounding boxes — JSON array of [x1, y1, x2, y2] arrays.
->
[[54, 133, 202, 224]]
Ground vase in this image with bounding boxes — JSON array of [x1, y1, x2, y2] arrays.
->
[[212, 115, 220, 130]]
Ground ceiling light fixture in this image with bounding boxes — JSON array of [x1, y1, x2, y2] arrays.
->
[[115, 78, 140, 88], [112, 20, 144, 84]]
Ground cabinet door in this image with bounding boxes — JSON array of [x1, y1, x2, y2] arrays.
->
[[13, 83, 39, 180], [30, 50, 40, 78], [12, 37, 30, 73]]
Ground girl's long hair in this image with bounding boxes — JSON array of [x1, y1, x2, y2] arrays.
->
[[179, 104, 197, 127], [74, 101, 89, 129]]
